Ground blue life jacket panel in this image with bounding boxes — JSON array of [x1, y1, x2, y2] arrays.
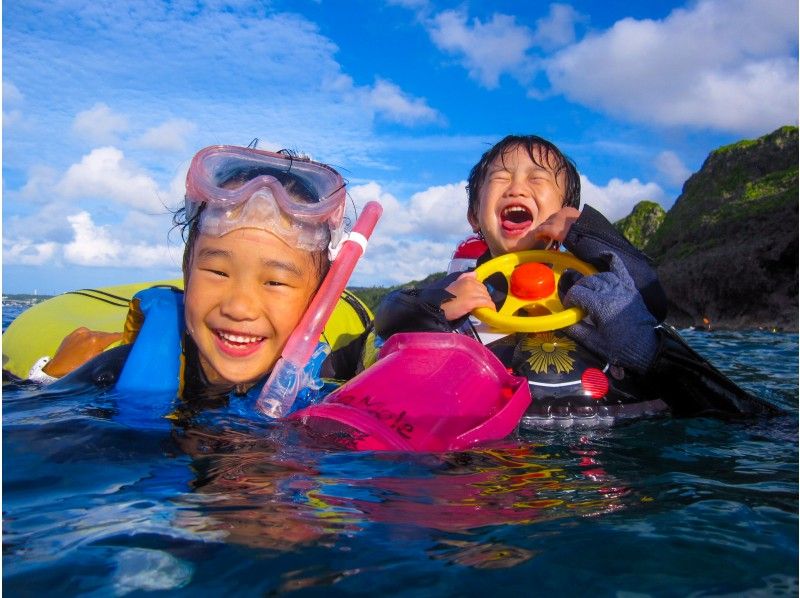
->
[[116, 287, 184, 392]]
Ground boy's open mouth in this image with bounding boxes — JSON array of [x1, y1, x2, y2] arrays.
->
[[501, 205, 533, 232]]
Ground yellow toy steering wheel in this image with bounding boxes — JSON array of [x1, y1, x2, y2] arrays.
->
[[472, 250, 598, 333]]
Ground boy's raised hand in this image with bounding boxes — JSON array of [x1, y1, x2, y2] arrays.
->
[[443, 272, 496, 321], [533, 207, 580, 245]]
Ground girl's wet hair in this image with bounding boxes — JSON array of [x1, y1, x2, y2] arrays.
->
[[466, 135, 581, 219]]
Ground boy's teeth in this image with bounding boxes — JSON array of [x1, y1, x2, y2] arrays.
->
[[502, 206, 532, 223], [503, 206, 530, 215], [218, 331, 263, 344]]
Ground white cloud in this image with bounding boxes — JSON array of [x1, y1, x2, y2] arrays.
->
[[427, 10, 534, 88], [17, 164, 60, 203], [545, 0, 799, 134], [532, 4, 585, 51], [63, 211, 177, 268], [168, 167, 190, 207], [72, 102, 130, 144], [63, 212, 122, 266], [406, 182, 470, 237], [3, 79, 23, 103], [353, 236, 456, 285], [119, 209, 181, 247], [420, 5, 585, 88], [580, 175, 667, 222], [59, 147, 168, 212], [348, 180, 473, 284], [4, 203, 182, 271], [3, 109, 24, 127], [136, 119, 197, 152], [368, 79, 443, 126], [349, 182, 414, 236], [3, 200, 83, 246], [4, 148, 182, 256], [654, 151, 692, 187], [3, 239, 58, 266], [349, 180, 470, 239], [320, 74, 443, 127]]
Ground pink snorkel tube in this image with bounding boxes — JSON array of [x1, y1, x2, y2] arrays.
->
[[257, 201, 383, 418]]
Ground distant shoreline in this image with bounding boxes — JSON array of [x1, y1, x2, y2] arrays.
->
[[3, 294, 54, 302], [2, 295, 55, 311]]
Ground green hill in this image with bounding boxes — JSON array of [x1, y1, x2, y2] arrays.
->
[[614, 201, 666, 250], [644, 125, 798, 330]]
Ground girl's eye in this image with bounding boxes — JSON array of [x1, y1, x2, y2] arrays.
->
[[265, 280, 288, 287], [201, 268, 227, 277]]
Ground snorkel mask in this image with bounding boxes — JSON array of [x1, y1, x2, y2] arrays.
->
[[185, 145, 347, 253]]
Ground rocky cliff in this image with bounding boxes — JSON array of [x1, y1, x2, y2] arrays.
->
[[644, 126, 798, 330], [615, 201, 666, 250]]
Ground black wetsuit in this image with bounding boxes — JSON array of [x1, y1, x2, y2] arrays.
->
[[373, 206, 778, 419]]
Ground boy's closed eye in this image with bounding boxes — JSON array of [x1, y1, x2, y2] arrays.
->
[[489, 171, 511, 181], [528, 166, 554, 181]]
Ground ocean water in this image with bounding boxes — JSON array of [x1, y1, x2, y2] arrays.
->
[[3, 302, 798, 596]]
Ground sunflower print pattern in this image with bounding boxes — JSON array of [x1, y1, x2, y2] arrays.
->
[[519, 332, 577, 374]]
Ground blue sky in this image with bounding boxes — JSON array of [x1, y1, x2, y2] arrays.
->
[[3, 0, 797, 294]]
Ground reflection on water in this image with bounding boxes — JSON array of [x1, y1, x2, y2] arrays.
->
[[165, 420, 636, 570], [311, 443, 630, 533]]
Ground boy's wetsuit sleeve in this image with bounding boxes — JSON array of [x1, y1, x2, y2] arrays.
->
[[642, 325, 783, 416], [373, 274, 463, 339], [564, 205, 668, 322]]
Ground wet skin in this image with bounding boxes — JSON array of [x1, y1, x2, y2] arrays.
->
[[184, 228, 320, 387], [468, 145, 567, 257]]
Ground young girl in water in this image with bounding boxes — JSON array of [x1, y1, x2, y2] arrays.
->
[[175, 144, 348, 397], [33, 145, 366, 403]]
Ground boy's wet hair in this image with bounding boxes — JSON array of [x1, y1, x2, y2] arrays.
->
[[466, 135, 580, 219]]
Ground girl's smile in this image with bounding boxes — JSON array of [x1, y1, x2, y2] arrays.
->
[[184, 228, 320, 387], [213, 329, 267, 358]]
